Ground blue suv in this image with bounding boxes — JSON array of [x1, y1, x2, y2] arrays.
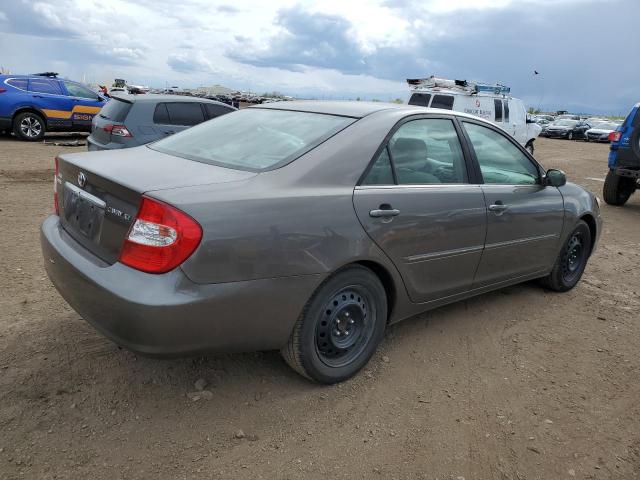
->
[[603, 103, 640, 206], [0, 73, 106, 141]]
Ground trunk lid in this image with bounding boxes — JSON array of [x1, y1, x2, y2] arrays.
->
[[57, 146, 257, 263]]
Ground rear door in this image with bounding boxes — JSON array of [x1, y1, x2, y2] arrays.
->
[[62, 80, 105, 130], [153, 102, 206, 136], [460, 120, 564, 287], [27, 77, 71, 127], [353, 116, 487, 303]]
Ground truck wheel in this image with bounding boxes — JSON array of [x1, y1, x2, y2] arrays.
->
[[525, 141, 534, 156], [603, 170, 635, 206], [13, 112, 46, 141], [281, 265, 387, 384], [539, 220, 591, 292]]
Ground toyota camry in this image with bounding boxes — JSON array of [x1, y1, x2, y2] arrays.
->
[[41, 101, 602, 383]]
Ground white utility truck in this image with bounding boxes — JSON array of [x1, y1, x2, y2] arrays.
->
[[407, 76, 542, 155]]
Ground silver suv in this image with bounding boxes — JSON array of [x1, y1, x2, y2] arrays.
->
[[87, 94, 235, 151]]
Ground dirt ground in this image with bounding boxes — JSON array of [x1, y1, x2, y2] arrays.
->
[[1, 134, 639, 480]]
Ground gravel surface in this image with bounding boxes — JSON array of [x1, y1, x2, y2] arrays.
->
[[1, 134, 639, 479]]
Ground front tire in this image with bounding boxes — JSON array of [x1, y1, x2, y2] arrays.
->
[[603, 170, 635, 206], [540, 220, 591, 292], [281, 265, 387, 384], [13, 112, 46, 141]]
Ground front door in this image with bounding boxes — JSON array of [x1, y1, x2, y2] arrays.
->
[[353, 117, 487, 303], [460, 120, 564, 287], [62, 80, 105, 130]]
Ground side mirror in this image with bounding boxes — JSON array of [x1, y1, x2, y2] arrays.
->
[[545, 169, 566, 187]]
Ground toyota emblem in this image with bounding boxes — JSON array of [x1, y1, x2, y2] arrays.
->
[[77, 171, 87, 188]]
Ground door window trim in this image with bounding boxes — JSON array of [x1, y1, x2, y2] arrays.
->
[[356, 113, 478, 187], [458, 117, 545, 185]]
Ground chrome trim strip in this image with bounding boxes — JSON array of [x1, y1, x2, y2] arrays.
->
[[404, 244, 484, 263], [64, 181, 106, 209], [355, 184, 480, 190], [484, 233, 557, 250]]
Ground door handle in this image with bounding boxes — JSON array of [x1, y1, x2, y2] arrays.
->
[[488, 202, 509, 213], [164, 130, 175, 135], [369, 208, 400, 218]]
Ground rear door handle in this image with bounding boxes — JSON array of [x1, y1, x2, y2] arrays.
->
[[369, 208, 400, 218], [488, 203, 509, 213]]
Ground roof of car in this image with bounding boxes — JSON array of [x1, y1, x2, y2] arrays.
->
[[111, 94, 228, 104], [253, 100, 410, 118]]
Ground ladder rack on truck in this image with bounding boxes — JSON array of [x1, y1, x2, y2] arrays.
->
[[407, 76, 511, 96]]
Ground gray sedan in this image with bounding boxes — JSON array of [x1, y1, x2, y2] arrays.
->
[[41, 101, 602, 383]]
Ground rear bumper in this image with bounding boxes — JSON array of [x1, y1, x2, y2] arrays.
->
[[87, 134, 126, 151], [41, 215, 323, 356]]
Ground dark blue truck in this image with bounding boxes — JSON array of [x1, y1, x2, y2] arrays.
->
[[603, 103, 640, 205]]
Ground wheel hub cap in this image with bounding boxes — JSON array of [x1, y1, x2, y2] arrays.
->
[[20, 117, 42, 138]]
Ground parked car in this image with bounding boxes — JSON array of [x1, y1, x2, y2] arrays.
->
[[407, 76, 541, 154], [603, 103, 640, 205], [556, 114, 581, 120], [585, 121, 620, 142], [87, 94, 235, 151], [535, 118, 551, 134], [42, 101, 601, 383], [0, 73, 106, 141], [544, 119, 591, 140]]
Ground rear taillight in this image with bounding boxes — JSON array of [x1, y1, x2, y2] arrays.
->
[[53, 156, 60, 215], [0, 88, 6, 93], [119, 197, 202, 274], [103, 124, 132, 137], [609, 131, 621, 142]]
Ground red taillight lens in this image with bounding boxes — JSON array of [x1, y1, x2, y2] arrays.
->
[[119, 197, 202, 274], [53, 156, 60, 215], [103, 124, 132, 137], [609, 131, 621, 142], [0, 88, 6, 93]]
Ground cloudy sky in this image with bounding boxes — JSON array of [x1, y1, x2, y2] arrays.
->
[[0, 0, 637, 114]]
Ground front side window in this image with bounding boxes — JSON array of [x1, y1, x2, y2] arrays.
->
[[463, 122, 540, 185], [430, 95, 454, 110], [29, 78, 62, 95], [63, 81, 98, 99], [150, 108, 355, 171]]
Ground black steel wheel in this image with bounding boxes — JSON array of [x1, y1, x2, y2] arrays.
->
[[539, 220, 592, 292], [281, 265, 387, 383], [13, 112, 46, 141]]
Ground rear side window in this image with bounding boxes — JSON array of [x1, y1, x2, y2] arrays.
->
[[7, 78, 28, 90], [165, 102, 205, 126], [494, 99, 503, 122], [408, 93, 431, 107], [99, 98, 132, 122], [153, 103, 170, 124], [204, 103, 234, 119], [29, 78, 62, 95], [503, 100, 510, 122], [430, 95, 454, 110], [361, 148, 394, 185]]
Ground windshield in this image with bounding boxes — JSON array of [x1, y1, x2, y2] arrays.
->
[[150, 108, 355, 171], [553, 120, 578, 127], [590, 122, 617, 130]]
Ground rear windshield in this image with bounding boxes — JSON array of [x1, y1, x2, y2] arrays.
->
[[149, 108, 356, 171], [99, 98, 132, 122]]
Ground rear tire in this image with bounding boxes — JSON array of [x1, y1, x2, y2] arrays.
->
[[603, 170, 635, 206], [539, 220, 591, 292], [567, 131, 574, 140], [13, 112, 46, 141], [281, 265, 387, 384]]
